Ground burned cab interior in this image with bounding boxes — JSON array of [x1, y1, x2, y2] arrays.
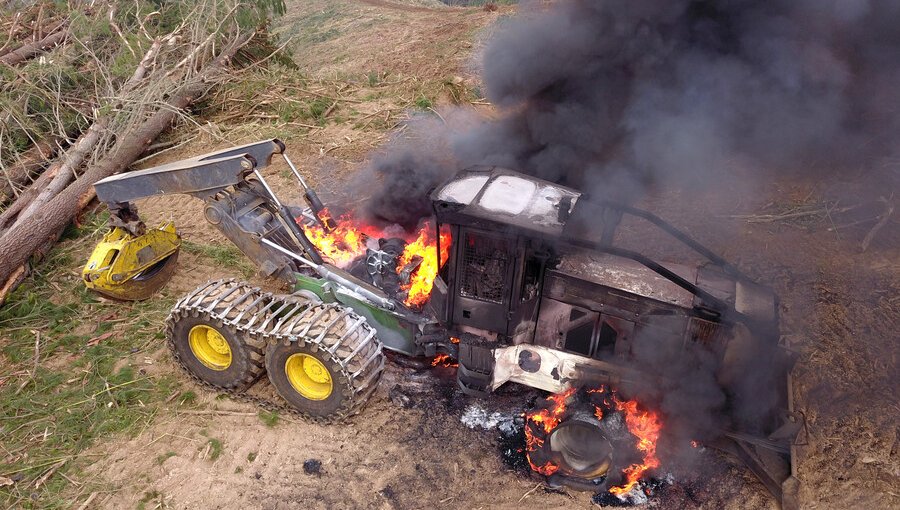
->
[[429, 166, 779, 370], [426, 166, 797, 503]]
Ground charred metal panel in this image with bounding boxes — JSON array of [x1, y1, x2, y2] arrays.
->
[[603, 314, 636, 358], [543, 269, 687, 320], [534, 297, 571, 350], [432, 167, 581, 238], [491, 344, 644, 394], [734, 280, 778, 325], [451, 227, 516, 333], [696, 266, 737, 304], [688, 317, 727, 354], [424, 275, 450, 323], [457, 333, 499, 396], [508, 240, 548, 345], [534, 296, 640, 361], [558, 251, 697, 308]]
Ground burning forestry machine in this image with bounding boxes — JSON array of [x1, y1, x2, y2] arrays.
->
[[83, 139, 802, 506]]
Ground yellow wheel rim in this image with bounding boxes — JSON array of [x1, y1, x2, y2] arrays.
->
[[284, 353, 333, 401], [188, 325, 232, 371]]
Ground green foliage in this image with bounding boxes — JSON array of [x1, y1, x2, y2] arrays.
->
[[258, 410, 279, 427], [236, 0, 287, 29], [415, 95, 433, 110], [137, 490, 164, 510], [179, 390, 197, 406], [203, 438, 224, 461], [308, 98, 332, 122], [181, 241, 256, 277], [246, 451, 257, 462], [156, 452, 177, 465]]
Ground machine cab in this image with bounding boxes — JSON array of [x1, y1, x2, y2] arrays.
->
[[429, 167, 580, 341]]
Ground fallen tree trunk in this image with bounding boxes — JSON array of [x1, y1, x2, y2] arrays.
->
[[0, 35, 250, 302], [0, 161, 60, 231], [0, 136, 63, 203], [0, 23, 67, 66], [13, 123, 106, 226], [0, 41, 21, 59], [8, 36, 164, 228]]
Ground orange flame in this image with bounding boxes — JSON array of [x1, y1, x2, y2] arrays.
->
[[431, 353, 458, 367], [523, 387, 662, 496], [300, 210, 375, 268], [608, 397, 662, 496], [531, 460, 560, 476], [298, 210, 452, 308], [524, 388, 577, 474], [398, 223, 451, 307]]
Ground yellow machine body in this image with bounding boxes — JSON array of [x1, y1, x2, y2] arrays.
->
[[82, 222, 181, 300]]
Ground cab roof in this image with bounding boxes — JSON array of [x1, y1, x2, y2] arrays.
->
[[431, 166, 582, 237]]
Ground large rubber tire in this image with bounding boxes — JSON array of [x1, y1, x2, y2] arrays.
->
[[166, 280, 268, 391], [265, 303, 384, 420]]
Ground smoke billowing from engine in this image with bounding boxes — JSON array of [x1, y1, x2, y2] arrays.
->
[[350, 0, 900, 480], [358, 0, 900, 225]]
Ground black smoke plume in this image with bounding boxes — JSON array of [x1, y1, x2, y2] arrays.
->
[[349, 0, 900, 484], [357, 0, 900, 225]]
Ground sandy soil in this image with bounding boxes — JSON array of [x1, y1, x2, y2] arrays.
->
[[78, 1, 899, 508]]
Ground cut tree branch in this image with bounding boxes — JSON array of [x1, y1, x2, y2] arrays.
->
[[861, 197, 895, 252], [0, 23, 68, 66], [0, 136, 64, 204], [0, 34, 252, 303]]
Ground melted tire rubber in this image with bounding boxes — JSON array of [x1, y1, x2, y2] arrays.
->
[[165, 279, 384, 423]]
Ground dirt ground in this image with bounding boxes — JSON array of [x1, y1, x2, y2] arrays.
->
[[77, 1, 898, 508]]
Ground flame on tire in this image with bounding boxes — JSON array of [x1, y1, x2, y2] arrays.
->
[[524, 386, 662, 495]]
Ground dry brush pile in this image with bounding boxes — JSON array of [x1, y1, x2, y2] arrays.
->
[[0, 0, 288, 303]]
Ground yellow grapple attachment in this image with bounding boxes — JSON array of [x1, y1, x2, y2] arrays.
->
[[82, 222, 181, 300]]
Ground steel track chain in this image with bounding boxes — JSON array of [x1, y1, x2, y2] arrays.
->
[[165, 278, 385, 424]]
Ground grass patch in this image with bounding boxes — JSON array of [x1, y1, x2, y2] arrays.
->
[[308, 98, 333, 123], [203, 438, 224, 461], [414, 95, 433, 110], [258, 410, 279, 427], [156, 452, 177, 465], [247, 451, 257, 462], [181, 241, 256, 278], [278, 4, 345, 48], [179, 390, 197, 406], [137, 490, 164, 510], [0, 212, 183, 509]]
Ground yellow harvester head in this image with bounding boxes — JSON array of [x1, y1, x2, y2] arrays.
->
[[82, 222, 181, 300]]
